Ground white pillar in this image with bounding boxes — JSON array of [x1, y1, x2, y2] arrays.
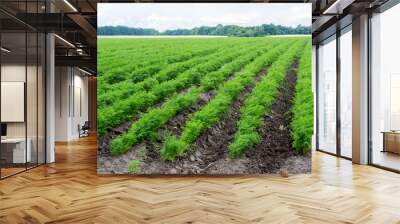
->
[[352, 14, 369, 164], [46, 32, 55, 163]]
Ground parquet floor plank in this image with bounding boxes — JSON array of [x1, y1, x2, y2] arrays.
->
[[0, 135, 399, 223]]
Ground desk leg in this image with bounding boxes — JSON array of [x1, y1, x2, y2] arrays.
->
[[382, 133, 386, 153]]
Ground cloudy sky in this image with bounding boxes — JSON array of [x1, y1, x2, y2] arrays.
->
[[98, 3, 311, 32]]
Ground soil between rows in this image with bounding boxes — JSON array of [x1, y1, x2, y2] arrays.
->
[[138, 68, 267, 175], [245, 61, 311, 174], [98, 62, 310, 175]]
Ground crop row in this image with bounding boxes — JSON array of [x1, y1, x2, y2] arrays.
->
[[159, 40, 296, 161], [98, 39, 212, 75], [97, 40, 259, 108], [291, 40, 313, 154], [98, 38, 255, 80], [98, 41, 187, 76], [98, 40, 271, 137], [98, 46, 219, 104], [109, 40, 283, 155], [228, 39, 307, 158], [100, 46, 219, 86]]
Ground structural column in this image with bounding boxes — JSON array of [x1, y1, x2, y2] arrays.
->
[[46, 1, 55, 163], [352, 14, 369, 164]]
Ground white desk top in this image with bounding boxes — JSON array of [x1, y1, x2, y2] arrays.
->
[[1, 138, 29, 143]]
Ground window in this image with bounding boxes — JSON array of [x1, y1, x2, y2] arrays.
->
[[340, 27, 352, 158], [370, 3, 400, 171], [318, 35, 337, 154]]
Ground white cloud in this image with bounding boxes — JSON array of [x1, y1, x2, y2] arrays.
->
[[98, 3, 311, 31]]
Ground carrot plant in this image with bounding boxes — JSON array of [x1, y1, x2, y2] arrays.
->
[[159, 39, 295, 161], [98, 41, 250, 108], [110, 41, 279, 155], [291, 40, 313, 154], [98, 41, 269, 136], [228, 38, 307, 158]]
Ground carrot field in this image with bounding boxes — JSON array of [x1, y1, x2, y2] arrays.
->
[[97, 37, 313, 174]]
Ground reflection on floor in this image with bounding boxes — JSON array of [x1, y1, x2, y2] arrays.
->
[[0, 163, 42, 178], [0, 135, 400, 223], [373, 150, 400, 171], [0, 167, 25, 178]]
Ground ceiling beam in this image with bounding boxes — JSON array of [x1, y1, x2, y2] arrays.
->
[[67, 13, 97, 46], [55, 55, 96, 73]]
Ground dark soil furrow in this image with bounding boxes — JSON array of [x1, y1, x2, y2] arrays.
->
[[186, 68, 268, 173], [98, 120, 133, 156], [99, 87, 194, 156], [138, 68, 267, 174], [138, 90, 216, 173], [245, 61, 310, 174], [158, 90, 216, 137]]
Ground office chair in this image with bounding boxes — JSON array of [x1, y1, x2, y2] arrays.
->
[[79, 121, 90, 138]]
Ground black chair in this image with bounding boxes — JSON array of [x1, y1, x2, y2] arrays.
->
[[79, 121, 90, 138]]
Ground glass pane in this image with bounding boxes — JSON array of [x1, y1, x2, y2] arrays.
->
[[318, 36, 337, 154], [27, 31, 38, 169], [340, 29, 352, 158], [371, 4, 400, 171], [38, 33, 45, 165], [1, 31, 27, 177]]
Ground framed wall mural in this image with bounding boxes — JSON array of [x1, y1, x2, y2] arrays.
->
[[97, 3, 313, 175]]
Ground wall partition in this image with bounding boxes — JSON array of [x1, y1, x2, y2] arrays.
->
[[0, 4, 46, 179]]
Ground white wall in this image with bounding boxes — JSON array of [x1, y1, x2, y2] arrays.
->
[[55, 67, 89, 141], [1, 63, 46, 164], [1, 65, 26, 139], [0, 65, 39, 137], [55, 66, 69, 141]]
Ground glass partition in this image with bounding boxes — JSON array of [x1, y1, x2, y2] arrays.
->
[[339, 27, 352, 158], [1, 31, 28, 177], [38, 32, 45, 165], [27, 31, 38, 169], [317, 35, 337, 154], [0, 3, 46, 179]]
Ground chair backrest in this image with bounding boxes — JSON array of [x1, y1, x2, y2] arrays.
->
[[82, 121, 90, 129]]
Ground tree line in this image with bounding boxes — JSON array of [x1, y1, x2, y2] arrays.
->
[[98, 24, 311, 37]]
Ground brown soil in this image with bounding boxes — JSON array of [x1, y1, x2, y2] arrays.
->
[[158, 91, 216, 137], [245, 61, 310, 174], [139, 90, 217, 174], [138, 68, 268, 174], [181, 68, 268, 174], [98, 121, 133, 157], [98, 87, 199, 157]]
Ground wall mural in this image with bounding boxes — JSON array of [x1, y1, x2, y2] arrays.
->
[[97, 3, 313, 175]]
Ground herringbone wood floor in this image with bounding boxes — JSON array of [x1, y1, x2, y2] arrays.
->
[[1, 135, 400, 224]]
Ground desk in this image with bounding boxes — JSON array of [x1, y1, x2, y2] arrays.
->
[[1, 138, 31, 163], [382, 131, 400, 154]]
